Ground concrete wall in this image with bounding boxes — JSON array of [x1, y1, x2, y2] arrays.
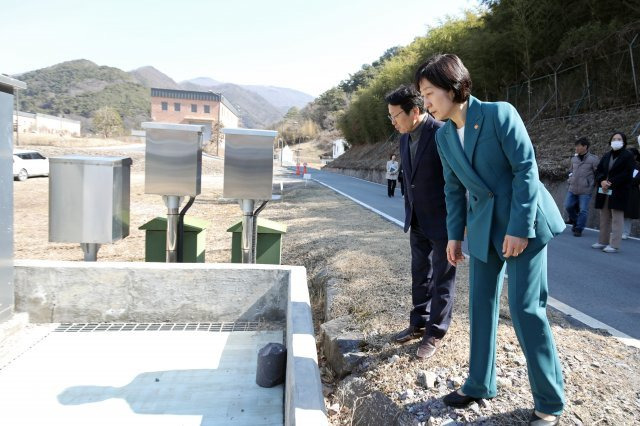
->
[[219, 102, 239, 128], [323, 167, 386, 185], [286, 266, 328, 426], [14, 261, 289, 323], [13, 260, 327, 425]]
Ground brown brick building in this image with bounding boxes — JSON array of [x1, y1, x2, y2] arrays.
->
[[150, 88, 239, 135]]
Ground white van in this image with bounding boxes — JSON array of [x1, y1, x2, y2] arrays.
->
[[13, 149, 49, 181]]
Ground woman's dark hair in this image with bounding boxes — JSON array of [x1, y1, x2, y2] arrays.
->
[[384, 85, 425, 114], [609, 131, 627, 147], [414, 54, 472, 103], [389, 153, 396, 160]]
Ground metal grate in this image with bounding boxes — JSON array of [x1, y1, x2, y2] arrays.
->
[[54, 322, 261, 333]]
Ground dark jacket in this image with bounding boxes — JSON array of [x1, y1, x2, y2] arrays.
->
[[624, 151, 640, 219], [399, 114, 448, 240], [594, 148, 635, 211]]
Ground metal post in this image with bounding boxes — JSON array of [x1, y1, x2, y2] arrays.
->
[[629, 35, 639, 103], [81, 243, 100, 261], [15, 90, 19, 147], [585, 62, 591, 110], [240, 199, 255, 263], [163, 195, 182, 263]]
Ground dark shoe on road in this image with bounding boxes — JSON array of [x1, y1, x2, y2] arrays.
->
[[528, 411, 559, 426], [394, 326, 423, 343], [442, 389, 482, 408], [416, 336, 439, 359], [572, 229, 582, 237]]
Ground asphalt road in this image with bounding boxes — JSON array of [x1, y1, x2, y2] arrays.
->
[[307, 167, 640, 340]]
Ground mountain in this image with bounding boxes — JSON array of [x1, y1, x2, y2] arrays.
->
[[242, 85, 314, 111], [130, 66, 180, 90], [16, 59, 150, 131], [183, 78, 314, 112], [179, 80, 284, 128], [187, 77, 221, 87], [13, 60, 315, 132]]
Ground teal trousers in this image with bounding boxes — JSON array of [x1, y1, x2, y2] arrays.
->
[[461, 244, 565, 415]]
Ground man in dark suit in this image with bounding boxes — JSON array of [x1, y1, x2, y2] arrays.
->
[[385, 85, 457, 359]]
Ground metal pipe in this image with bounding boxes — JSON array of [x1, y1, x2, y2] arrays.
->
[[163, 195, 182, 263], [177, 196, 195, 263], [252, 200, 269, 263], [81, 243, 100, 261], [241, 199, 255, 263]]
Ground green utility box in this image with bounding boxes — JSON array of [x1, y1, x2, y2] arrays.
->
[[227, 218, 287, 265], [138, 216, 208, 263]]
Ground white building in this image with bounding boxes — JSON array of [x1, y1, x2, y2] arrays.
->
[[13, 111, 81, 136], [333, 138, 347, 158]]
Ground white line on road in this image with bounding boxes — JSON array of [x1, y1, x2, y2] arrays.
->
[[548, 297, 640, 349], [313, 179, 404, 228], [315, 177, 640, 349]]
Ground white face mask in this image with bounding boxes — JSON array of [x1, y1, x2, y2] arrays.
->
[[611, 140, 624, 151]]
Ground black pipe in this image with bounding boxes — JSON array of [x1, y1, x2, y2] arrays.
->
[[251, 201, 269, 263], [177, 196, 195, 263]]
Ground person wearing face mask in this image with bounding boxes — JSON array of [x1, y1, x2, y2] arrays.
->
[[622, 144, 640, 239], [415, 54, 565, 426], [592, 132, 635, 253]]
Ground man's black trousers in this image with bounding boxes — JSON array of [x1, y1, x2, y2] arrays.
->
[[409, 216, 457, 339]]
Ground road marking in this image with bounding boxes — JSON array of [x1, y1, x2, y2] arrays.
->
[[313, 179, 404, 227], [548, 297, 640, 349], [315, 176, 640, 349]]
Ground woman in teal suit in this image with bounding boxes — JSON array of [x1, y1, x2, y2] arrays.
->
[[414, 54, 565, 426]]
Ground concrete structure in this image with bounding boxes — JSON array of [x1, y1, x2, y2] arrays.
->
[[280, 145, 295, 166], [1, 75, 26, 323], [150, 88, 239, 143], [332, 138, 347, 159], [13, 111, 81, 136], [13, 260, 327, 425]]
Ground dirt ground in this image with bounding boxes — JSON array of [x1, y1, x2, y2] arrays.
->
[[12, 140, 640, 425]]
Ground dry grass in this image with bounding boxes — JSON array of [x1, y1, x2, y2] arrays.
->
[[263, 184, 640, 426], [14, 132, 138, 148]]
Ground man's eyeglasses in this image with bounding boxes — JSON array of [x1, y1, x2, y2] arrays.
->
[[388, 110, 405, 122]]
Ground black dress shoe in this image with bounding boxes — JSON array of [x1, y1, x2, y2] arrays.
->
[[528, 411, 559, 426], [394, 325, 423, 343], [442, 390, 482, 408]]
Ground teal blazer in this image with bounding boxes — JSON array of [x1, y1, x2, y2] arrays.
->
[[435, 95, 565, 263]]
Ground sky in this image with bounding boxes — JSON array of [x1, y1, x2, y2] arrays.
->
[[1, 0, 480, 97]]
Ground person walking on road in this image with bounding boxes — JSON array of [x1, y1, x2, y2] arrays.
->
[[415, 54, 565, 426], [622, 146, 640, 239], [385, 84, 457, 360], [564, 137, 599, 237], [592, 132, 635, 253], [386, 154, 399, 197]]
